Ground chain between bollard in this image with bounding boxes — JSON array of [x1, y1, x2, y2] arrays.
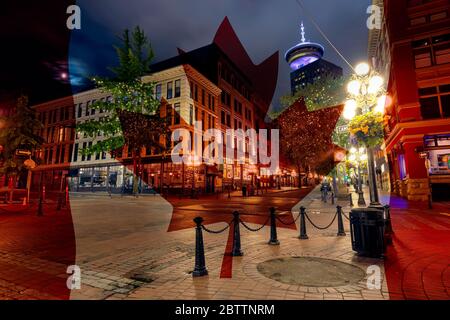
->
[[275, 212, 301, 226], [342, 211, 350, 221], [201, 220, 233, 234], [239, 217, 270, 232], [304, 211, 338, 230]]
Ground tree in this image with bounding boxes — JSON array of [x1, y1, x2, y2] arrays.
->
[[274, 99, 342, 187], [272, 74, 350, 150], [77, 26, 170, 194], [0, 95, 43, 186]]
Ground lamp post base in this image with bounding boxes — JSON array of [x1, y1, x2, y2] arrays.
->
[[357, 191, 366, 206]]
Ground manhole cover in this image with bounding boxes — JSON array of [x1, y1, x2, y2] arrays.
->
[[257, 257, 365, 287]]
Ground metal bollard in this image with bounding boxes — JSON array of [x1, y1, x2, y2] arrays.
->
[[384, 205, 393, 245], [37, 196, 43, 216], [349, 193, 354, 207], [232, 211, 243, 256], [384, 205, 393, 233], [336, 206, 346, 236], [298, 206, 309, 239], [268, 207, 280, 245], [357, 190, 366, 206], [192, 217, 208, 277]]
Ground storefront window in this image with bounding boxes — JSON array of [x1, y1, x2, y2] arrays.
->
[[424, 134, 450, 175], [108, 166, 124, 189], [79, 168, 92, 188], [92, 167, 107, 188]]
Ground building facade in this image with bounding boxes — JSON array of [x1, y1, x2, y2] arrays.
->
[[370, 0, 450, 201], [30, 18, 289, 194], [31, 96, 76, 193]]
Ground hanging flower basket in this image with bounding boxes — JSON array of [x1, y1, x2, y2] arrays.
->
[[348, 111, 384, 148]]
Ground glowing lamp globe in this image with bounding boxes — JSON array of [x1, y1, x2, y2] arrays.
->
[[355, 63, 370, 76]]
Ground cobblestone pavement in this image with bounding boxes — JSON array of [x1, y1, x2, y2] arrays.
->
[[383, 196, 450, 300], [0, 200, 75, 300], [66, 187, 389, 300], [2, 186, 448, 300]]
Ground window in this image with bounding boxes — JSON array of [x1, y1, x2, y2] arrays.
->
[[189, 104, 194, 126], [420, 97, 441, 119], [419, 84, 450, 119], [73, 143, 79, 162], [167, 82, 173, 99], [78, 104, 83, 118], [65, 106, 70, 120], [226, 113, 231, 127], [87, 142, 92, 161], [221, 91, 231, 106], [48, 148, 53, 164], [91, 99, 96, 115], [430, 11, 447, 22], [166, 104, 172, 125], [194, 84, 198, 101], [174, 103, 181, 125], [68, 144, 73, 163], [234, 99, 242, 114], [81, 142, 87, 161], [55, 146, 60, 164], [60, 146, 65, 163], [441, 94, 450, 117], [85, 101, 90, 116], [174, 79, 181, 98], [201, 111, 205, 130], [221, 111, 226, 125], [60, 108, 64, 121], [99, 98, 105, 113], [399, 154, 407, 180], [155, 84, 162, 100], [202, 89, 205, 105], [102, 151, 106, 160], [413, 33, 450, 68]]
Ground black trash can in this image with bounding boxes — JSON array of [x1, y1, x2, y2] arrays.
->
[[350, 207, 386, 258]]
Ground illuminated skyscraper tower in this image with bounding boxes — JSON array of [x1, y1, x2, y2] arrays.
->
[[285, 22, 342, 94]]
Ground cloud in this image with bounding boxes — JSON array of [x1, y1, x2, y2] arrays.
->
[[71, 0, 371, 108]]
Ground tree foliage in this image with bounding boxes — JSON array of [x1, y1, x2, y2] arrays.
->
[[77, 26, 169, 157], [0, 95, 43, 177], [272, 74, 350, 150], [275, 99, 342, 179], [279, 74, 347, 112]]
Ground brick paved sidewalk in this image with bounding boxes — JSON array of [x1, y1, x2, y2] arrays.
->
[[383, 195, 450, 300], [68, 186, 388, 300]]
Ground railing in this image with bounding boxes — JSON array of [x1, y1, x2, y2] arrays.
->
[[192, 205, 348, 277]]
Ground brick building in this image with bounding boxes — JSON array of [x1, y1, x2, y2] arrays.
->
[[30, 17, 286, 194], [369, 0, 450, 201]]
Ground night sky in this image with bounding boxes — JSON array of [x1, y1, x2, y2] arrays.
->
[[1, 0, 370, 110]]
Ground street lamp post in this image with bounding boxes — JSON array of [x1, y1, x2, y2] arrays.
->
[[349, 147, 367, 206], [344, 62, 388, 207]]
